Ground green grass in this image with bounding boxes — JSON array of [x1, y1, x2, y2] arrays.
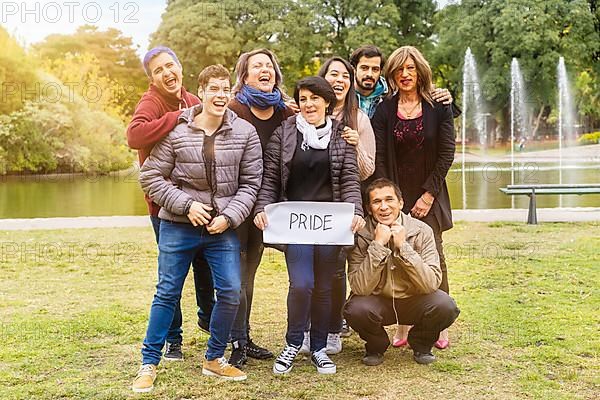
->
[[0, 222, 598, 399]]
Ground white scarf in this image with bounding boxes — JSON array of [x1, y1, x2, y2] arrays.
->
[[296, 114, 333, 151]]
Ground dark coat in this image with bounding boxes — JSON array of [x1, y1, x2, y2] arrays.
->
[[255, 114, 363, 218], [372, 93, 455, 231]]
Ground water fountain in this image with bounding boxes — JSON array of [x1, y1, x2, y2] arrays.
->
[[461, 47, 485, 209], [557, 57, 576, 203], [509, 58, 530, 208]]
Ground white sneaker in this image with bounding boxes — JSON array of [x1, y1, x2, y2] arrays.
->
[[299, 331, 310, 355], [311, 348, 336, 374], [325, 332, 342, 355], [273, 343, 301, 375]]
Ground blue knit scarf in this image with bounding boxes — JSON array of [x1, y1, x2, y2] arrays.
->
[[236, 85, 286, 111]]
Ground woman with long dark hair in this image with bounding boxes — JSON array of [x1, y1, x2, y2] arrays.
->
[[304, 57, 375, 355]]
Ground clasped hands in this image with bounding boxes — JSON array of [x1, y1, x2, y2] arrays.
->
[[186, 201, 229, 234], [374, 221, 406, 250]]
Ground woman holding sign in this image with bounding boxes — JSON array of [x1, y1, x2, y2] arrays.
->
[[372, 46, 455, 349], [254, 76, 364, 375]]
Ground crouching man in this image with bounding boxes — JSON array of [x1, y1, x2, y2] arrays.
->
[[132, 64, 262, 392], [344, 178, 459, 366]]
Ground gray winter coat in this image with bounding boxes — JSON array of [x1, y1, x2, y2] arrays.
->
[[139, 105, 263, 228]]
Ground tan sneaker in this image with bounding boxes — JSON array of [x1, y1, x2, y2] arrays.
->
[[132, 364, 157, 393], [202, 356, 247, 381]]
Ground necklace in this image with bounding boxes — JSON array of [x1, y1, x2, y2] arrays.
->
[[398, 100, 421, 118]]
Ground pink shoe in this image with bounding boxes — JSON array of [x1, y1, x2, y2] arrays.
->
[[434, 339, 449, 349], [392, 338, 408, 347]]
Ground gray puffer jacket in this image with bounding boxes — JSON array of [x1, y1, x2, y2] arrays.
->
[[139, 105, 262, 228]]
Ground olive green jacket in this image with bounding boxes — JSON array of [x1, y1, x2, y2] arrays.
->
[[348, 213, 441, 299]]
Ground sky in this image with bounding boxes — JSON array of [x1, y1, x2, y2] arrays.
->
[[1, 0, 168, 57], [1, 0, 453, 58]]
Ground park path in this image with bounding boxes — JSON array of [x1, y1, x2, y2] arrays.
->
[[1, 208, 599, 231], [456, 143, 600, 163]]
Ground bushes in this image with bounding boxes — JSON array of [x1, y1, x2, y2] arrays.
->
[[0, 91, 133, 175], [0, 27, 135, 175], [578, 131, 600, 145]]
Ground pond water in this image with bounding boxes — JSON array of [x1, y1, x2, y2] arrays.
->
[[0, 163, 598, 219]]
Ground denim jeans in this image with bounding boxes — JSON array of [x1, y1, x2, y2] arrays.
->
[[141, 221, 241, 365], [150, 216, 215, 345], [284, 244, 340, 352], [230, 217, 264, 346]]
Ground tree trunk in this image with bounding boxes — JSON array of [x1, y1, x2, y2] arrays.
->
[[531, 105, 545, 139]]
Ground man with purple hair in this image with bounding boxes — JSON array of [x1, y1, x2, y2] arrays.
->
[[127, 46, 214, 362]]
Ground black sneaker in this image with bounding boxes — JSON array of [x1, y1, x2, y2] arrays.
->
[[310, 348, 336, 374], [229, 341, 248, 369], [246, 339, 273, 360], [163, 342, 183, 361], [362, 352, 384, 366], [273, 343, 300, 374], [340, 319, 352, 338], [413, 351, 436, 365], [197, 318, 210, 334]]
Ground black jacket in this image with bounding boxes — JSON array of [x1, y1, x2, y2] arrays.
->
[[255, 114, 363, 217], [372, 94, 455, 231]]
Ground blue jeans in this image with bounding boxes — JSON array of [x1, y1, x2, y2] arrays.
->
[[150, 216, 215, 344], [284, 244, 340, 352], [142, 221, 241, 365]]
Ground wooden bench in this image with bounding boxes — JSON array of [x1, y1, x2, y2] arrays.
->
[[499, 184, 600, 224]]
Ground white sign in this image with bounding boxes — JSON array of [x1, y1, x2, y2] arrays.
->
[[263, 202, 355, 245]]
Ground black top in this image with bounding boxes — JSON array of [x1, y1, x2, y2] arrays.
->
[[203, 134, 217, 208], [393, 113, 427, 214], [286, 131, 333, 202], [251, 112, 286, 154], [372, 94, 456, 231]]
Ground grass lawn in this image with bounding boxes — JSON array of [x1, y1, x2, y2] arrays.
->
[[0, 222, 598, 399]]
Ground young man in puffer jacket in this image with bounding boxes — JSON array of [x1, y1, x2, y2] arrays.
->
[[132, 65, 262, 392]]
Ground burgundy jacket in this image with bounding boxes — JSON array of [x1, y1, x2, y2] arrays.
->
[[126, 85, 200, 216]]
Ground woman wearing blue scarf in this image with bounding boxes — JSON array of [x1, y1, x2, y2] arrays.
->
[[227, 49, 295, 368]]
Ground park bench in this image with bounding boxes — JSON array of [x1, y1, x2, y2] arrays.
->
[[499, 184, 600, 224]]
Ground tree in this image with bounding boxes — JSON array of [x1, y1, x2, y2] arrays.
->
[[431, 0, 600, 139], [41, 53, 131, 121], [33, 25, 147, 117], [303, 0, 436, 57], [150, 1, 242, 90], [151, 0, 438, 91], [0, 27, 38, 114]]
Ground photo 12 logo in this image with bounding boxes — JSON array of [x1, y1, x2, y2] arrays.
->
[[1, 81, 139, 105], [1, 2, 139, 24]]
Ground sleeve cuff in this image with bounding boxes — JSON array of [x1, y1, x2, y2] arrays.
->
[[368, 241, 392, 265], [182, 198, 193, 215]]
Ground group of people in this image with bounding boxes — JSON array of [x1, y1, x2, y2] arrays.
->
[[126, 43, 461, 393]]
